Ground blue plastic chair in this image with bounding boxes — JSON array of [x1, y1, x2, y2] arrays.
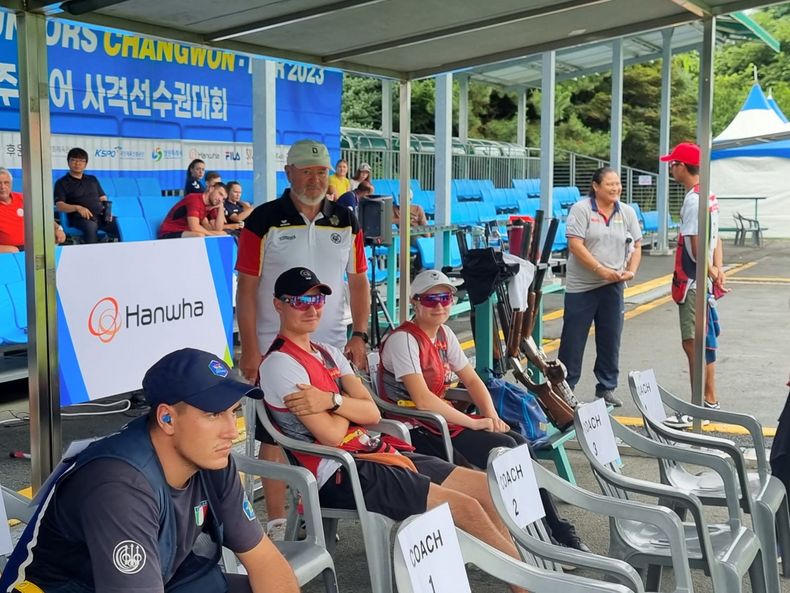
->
[[0, 285, 26, 344], [112, 196, 144, 218], [0, 253, 22, 284], [136, 177, 163, 197], [117, 217, 155, 242], [139, 196, 180, 239], [97, 178, 116, 198], [642, 210, 659, 232], [114, 177, 140, 198]]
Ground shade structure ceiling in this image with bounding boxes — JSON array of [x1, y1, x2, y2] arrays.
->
[[6, 0, 784, 80]]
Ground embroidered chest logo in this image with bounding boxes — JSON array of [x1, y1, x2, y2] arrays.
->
[[330, 232, 342, 244], [194, 500, 209, 526], [112, 540, 146, 574]]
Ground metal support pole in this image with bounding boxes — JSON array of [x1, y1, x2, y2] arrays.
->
[[610, 39, 624, 175], [18, 11, 59, 490], [435, 74, 452, 268], [517, 87, 527, 148], [398, 80, 412, 325], [540, 52, 556, 229], [382, 79, 393, 178], [656, 29, 674, 253], [252, 59, 276, 203], [458, 75, 469, 178], [692, 18, 716, 427]]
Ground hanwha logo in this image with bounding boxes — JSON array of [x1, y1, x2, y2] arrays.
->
[[88, 297, 121, 343], [112, 540, 146, 574]]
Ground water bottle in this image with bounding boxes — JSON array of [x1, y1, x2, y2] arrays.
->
[[471, 226, 486, 249]]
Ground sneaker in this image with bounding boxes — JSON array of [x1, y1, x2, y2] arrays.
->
[[266, 518, 287, 541], [595, 389, 623, 407], [703, 400, 721, 410], [663, 414, 710, 429]]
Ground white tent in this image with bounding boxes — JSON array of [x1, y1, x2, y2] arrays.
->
[[711, 83, 790, 238]]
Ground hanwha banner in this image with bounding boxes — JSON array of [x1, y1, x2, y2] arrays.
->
[[56, 237, 234, 405]]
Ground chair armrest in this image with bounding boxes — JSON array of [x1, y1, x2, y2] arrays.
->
[[445, 387, 473, 403], [364, 419, 412, 443], [612, 419, 742, 522], [232, 453, 326, 548], [533, 463, 692, 593], [659, 387, 769, 480]]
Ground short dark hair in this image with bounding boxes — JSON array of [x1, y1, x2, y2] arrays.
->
[[210, 182, 228, 195], [356, 180, 373, 194], [588, 166, 618, 198], [205, 171, 222, 186], [226, 181, 241, 192], [685, 164, 699, 175], [67, 147, 88, 163]]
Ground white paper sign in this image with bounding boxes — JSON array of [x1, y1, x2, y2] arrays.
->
[[0, 482, 13, 557], [396, 503, 471, 593], [577, 398, 620, 465], [637, 175, 653, 186], [490, 445, 544, 528], [633, 369, 667, 422]]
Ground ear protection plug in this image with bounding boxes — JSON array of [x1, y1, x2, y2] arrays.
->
[[161, 413, 172, 424]]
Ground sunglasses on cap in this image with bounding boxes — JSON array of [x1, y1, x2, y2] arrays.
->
[[279, 294, 326, 311], [415, 292, 455, 308]]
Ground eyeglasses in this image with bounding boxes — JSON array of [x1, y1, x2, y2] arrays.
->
[[279, 294, 326, 311], [69, 158, 87, 164], [669, 161, 684, 168], [415, 292, 454, 308]]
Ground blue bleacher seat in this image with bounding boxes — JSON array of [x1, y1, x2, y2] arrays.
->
[[552, 221, 568, 252], [139, 196, 180, 239], [642, 210, 659, 232], [114, 177, 140, 198], [628, 202, 645, 227], [136, 177, 163, 197], [11, 252, 25, 278], [517, 198, 539, 217], [475, 202, 498, 223], [111, 196, 144, 218], [512, 178, 540, 197], [98, 178, 116, 197], [0, 285, 26, 344], [117, 217, 155, 242], [6, 280, 26, 331], [0, 253, 22, 284]]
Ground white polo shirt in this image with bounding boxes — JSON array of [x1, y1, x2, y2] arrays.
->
[[236, 191, 367, 352]]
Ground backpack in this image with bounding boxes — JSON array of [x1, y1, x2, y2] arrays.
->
[[486, 377, 550, 448]]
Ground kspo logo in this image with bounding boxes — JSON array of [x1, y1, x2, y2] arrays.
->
[[87, 296, 205, 343], [88, 297, 122, 343]]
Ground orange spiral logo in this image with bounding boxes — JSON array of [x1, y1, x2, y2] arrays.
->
[[88, 297, 121, 343]]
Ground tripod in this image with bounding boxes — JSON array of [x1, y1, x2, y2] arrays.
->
[[368, 240, 396, 349]]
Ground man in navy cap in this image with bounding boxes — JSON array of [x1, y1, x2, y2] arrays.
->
[[1, 349, 298, 593]]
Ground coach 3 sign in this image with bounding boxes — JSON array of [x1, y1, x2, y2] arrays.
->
[[56, 237, 235, 405]]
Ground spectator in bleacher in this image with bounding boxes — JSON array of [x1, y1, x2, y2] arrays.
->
[[0, 168, 65, 252], [350, 162, 374, 191], [258, 266, 528, 593], [0, 348, 298, 593], [378, 269, 589, 553], [392, 189, 428, 228], [326, 158, 351, 201], [336, 180, 373, 214], [235, 139, 369, 541], [223, 181, 253, 233], [158, 182, 227, 238], [558, 166, 643, 408], [54, 148, 118, 244], [205, 171, 222, 188], [183, 158, 206, 195], [660, 142, 725, 429]]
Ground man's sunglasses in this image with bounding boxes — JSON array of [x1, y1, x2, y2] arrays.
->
[[279, 294, 326, 311], [415, 292, 454, 308], [669, 161, 684, 168]]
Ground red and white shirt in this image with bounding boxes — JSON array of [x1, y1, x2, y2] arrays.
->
[[236, 191, 367, 351]]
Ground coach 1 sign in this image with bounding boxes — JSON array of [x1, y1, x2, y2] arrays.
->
[[56, 237, 234, 405]]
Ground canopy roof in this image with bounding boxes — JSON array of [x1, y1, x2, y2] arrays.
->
[[713, 83, 790, 150], [6, 0, 783, 80]]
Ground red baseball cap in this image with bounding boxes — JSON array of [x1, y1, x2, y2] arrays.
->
[[659, 142, 700, 167]]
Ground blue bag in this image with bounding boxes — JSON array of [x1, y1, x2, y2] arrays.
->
[[486, 377, 550, 448]]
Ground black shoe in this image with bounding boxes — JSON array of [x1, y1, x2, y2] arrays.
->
[[595, 389, 623, 407], [551, 532, 591, 554]]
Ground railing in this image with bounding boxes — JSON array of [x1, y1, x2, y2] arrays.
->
[[342, 145, 686, 216]]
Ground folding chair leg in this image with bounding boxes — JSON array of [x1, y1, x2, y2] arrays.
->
[[323, 518, 339, 554], [776, 499, 790, 577], [747, 550, 768, 593], [753, 501, 782, 593], [321, 567, 340, 593]]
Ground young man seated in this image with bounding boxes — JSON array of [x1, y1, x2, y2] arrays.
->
[[378, 269, 589, 553], [259, 266, 528, 593]]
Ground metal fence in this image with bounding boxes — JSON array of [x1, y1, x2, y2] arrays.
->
[[342, 146, 686, 217]]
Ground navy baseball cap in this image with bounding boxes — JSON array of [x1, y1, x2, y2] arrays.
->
[[274, 267, 333, 298], [142, 348, 261, 413]]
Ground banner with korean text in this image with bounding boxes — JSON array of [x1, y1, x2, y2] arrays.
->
[[55, 237, 235, 405]]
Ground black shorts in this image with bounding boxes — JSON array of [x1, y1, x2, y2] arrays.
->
[[318, 453, 455, 521], [409, 427, 529, 469], [254, 415, 276, 445], [160, 231, 184, 239]]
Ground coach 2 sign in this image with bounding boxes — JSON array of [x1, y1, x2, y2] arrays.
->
[[56, 237, 234, 405], [491, 445, 544, 529]]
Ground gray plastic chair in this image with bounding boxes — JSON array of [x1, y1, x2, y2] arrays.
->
[[0, 486, 33, 570], [486, 447, 693, 593], [393, 516, 633, 593], [627, 370, 790, 593], [256, 399, 409, 593], [223, 453, 338, 592], [574, 405, 768, 593]]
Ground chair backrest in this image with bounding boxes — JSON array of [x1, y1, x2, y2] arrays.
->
[[0, 486, 33, 568], [114, 177, 140, 198], [117, 217, 155, 242], [136, 177, 163, 197], [139, 196, 180, 238], [111, 196, 144, 218]]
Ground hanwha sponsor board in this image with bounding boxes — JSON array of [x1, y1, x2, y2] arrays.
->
[[56, 237, 234, 405]]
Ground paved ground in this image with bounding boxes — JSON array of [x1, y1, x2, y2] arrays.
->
[[0, 238, 788, 591]]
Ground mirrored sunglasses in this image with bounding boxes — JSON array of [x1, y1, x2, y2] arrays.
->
[[415, 292, 454, 308], [670, 161, 684, 168], [280, 294, 326, 311]]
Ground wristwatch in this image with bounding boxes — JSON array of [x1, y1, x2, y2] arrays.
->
[[330, 393, 343, 412], [351, 331, 369, 344]]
